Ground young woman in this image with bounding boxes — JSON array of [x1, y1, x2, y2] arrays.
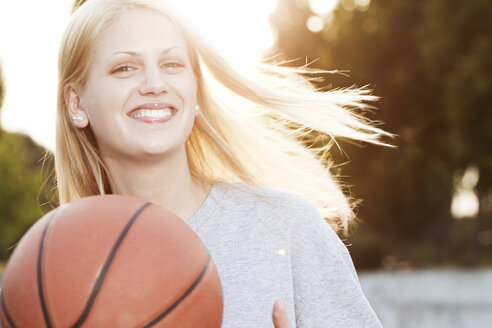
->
[[57, 0, 390, 326]]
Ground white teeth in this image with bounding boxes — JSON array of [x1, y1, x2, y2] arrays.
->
[[131, 108, 173, 119]]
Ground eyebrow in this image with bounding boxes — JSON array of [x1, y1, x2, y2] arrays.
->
[[104, 46, 183, 62]]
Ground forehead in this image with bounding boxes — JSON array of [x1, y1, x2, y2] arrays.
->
[[92, 8, 188, 60]]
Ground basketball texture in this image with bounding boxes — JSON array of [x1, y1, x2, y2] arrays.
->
[[0, 195, 223, 327]]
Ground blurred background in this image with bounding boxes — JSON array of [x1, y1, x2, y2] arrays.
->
[[1, 0, 491, 327]]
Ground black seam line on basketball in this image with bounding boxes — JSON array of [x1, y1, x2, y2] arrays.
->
[[1, 288, 17, 328], [71, 202, 152, 328], [38, 210, 59, 328], [143, 254, 212, 328]]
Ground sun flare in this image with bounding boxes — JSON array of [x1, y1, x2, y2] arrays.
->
[[0, 0, 277, 150]]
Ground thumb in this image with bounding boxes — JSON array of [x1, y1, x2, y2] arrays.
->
[[272, 300, 292, 328]]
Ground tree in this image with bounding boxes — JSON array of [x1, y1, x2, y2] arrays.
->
[[270, 0, 492, 268], [0, 67, 56, 260], [0, 66, 4, 125]]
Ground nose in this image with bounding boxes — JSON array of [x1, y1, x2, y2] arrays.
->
[[138, 66, 169, 96]]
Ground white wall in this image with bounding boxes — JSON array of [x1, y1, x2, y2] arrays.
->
[[359, 269, 492, 328]]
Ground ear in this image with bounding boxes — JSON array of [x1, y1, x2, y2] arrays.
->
[[64, 83, 89, 128]]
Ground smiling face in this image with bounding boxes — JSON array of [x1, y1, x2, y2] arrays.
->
[[71, 8, 198, 161]]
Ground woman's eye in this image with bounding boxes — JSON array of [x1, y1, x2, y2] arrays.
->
[[162, 62, 185, 72], [112, 65, 134, 74]]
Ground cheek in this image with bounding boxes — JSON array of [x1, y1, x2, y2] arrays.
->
[[172, 73, 198, 104], [83, 79, 134, 119]]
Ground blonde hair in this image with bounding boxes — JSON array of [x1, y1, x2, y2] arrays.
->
[[56, 0, 392, 232]]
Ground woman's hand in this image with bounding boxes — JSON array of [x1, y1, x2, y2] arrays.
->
[[272, 300, 292, 328]]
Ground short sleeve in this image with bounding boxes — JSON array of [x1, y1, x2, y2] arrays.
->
[[288, 199, 382, 328]]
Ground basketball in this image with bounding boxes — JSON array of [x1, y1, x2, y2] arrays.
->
[[0, 195, 223, 327]]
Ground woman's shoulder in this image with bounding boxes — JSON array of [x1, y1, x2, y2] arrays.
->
[[212, 181, 348, 261], [214, 180, 312, 207], [212, 180, 323, 225]]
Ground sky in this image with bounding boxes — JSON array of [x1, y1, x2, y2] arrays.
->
[[0, 0, 277, 150]]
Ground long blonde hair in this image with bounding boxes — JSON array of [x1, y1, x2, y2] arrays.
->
[[56, 0, 392, 232]]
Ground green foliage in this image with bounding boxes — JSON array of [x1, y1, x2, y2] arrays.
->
[[271, 0, 492, 268], [0, 62, 57, 261], [0, 66, 4, 116], [0, 131, 56, 260]]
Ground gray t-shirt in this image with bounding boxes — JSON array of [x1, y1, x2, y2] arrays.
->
[[187, 181, 382, 328]]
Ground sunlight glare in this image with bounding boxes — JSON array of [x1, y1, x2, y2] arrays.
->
[[451, 189, 479, 219], [451, 164, 480, 219], [309, 0, 339, 16], [0, 0, 277, 150], [174, 0, 277, 71], [307, 16, 325, 33], [355, 0, 371, 10], [462, 165, 479, 189], [341, 0, 356, 11], [0, 0, 72, 150]]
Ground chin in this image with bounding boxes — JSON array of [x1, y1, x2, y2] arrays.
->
[[137, 141, 184, 159]]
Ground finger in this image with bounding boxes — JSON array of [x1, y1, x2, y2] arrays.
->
[[272, 300, 292, 328]]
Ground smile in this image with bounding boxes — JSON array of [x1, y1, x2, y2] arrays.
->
[[128, 103, 177, 123]]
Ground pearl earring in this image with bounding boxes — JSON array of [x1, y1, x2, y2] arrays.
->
[[195, 105, 200, 112], [72, 114, 84, 122]]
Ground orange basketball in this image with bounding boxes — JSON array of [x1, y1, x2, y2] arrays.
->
[[0, 195, 223, 327]]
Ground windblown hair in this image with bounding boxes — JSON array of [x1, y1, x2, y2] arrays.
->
[[56, 0, 392, 232]]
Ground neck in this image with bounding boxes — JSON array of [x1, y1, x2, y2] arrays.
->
[[101, 146, 211, 221]]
